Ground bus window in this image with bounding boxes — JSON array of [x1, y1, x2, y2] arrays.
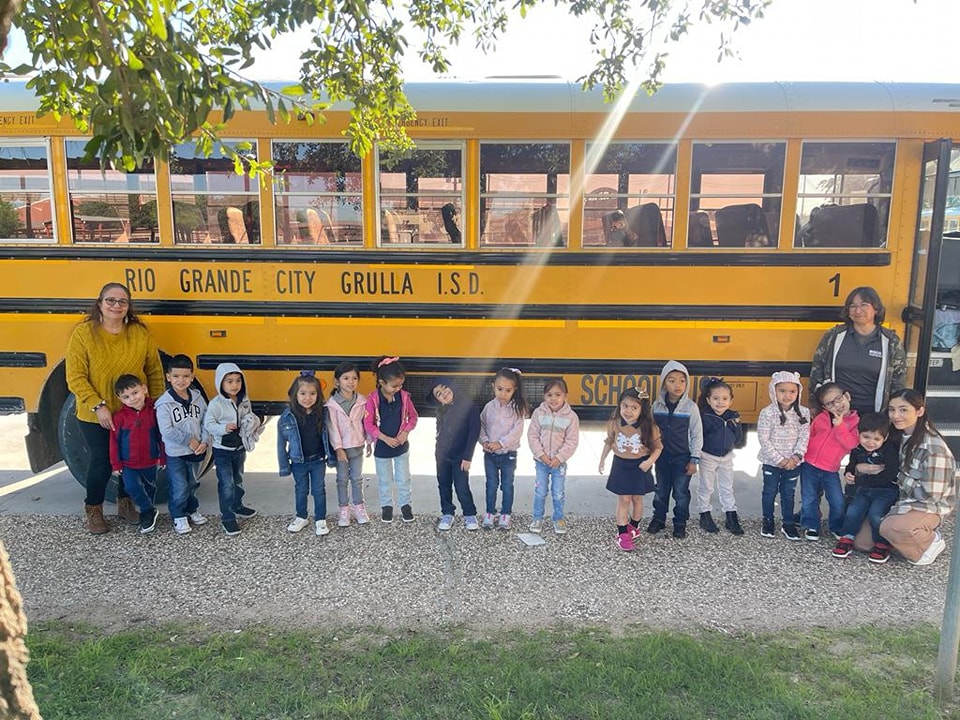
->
[[378, 142, 464, 245], [797, 141, 895, 248], [0, 141, 54, 243], [170, 140, 261, 244], [480, 142, 570, 248], [584, 142, 676, 248], [65, 139, 158, 244], [273, 140, 363, 245], [689, 141, 786, 248]]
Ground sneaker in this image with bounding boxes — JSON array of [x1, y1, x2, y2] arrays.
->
[[760, 519, 775, 538], [287, 516, 310, 533], [498, 514, 512, 530], [465, 515, 480, 531], [724, 511, 744, 536], [381, 506, 394, 523], [437, 514, 454, 531], [315, 520, 330, 536], [804, 528, 821, 542], [909, 532, 946, 566], [868, 542, 892, 564], [222, 519, 241, 536], [234, 505, 257, 519], [831, 532, 843, 541], [646, 518, 666, 534], [629, 523, 642, 540], [554, 519, 568, 535], [672, 524, 687, 539], [699, 512, 719, 534], [400, 504, 415, 523], [616, 531, 635, 551], [353, 504, 370, 525], [188, 511, 208, 526], [482, 513, 495, 529], [138, 508, 158, 534], [832, 537, 854, 558], [337, 506, 351, 528], [530, 519, 543, 534], [173, 516, 191, 535], [781, 524, 801, 541]]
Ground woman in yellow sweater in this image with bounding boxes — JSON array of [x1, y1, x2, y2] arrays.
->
[[66, 282, 165, 534]]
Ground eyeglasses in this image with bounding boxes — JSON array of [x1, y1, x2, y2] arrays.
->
[[822, 393, 848, 409], [847, 302, 873, 312], [101, 297, 129, 307]]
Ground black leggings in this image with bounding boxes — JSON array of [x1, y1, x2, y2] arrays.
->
[[78, 420, 127, 505]]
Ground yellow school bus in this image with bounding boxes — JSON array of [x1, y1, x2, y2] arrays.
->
[[2, 80, 960, 476]]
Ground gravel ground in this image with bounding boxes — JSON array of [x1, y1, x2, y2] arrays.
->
[[5, 513, 952, 634]]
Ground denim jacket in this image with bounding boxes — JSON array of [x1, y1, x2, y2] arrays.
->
[[276, 407, 335, 477]]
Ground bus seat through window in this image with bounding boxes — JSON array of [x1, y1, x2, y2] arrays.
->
[[715, 203, 770, 247], [687, 211, 713, 247], [625, 203, 667, 247], [799, 203, 879, 248]]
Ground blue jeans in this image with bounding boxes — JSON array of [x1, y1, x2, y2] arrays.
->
[[437, 457, 477, 516], [533, 459, 566, 521], [375, 451, 411, 508], [335, 447, 364, 506], [484, 452, 517, 515], [166, 455, 201, 519], [841, 486, 899, 544], [121, 466, 157, 513], [213, 447, 247, 522], [652, 455, 692, 527], [761, 463, 799, 523], [292, 458, 327, 519], [800, 462, 845, 534]]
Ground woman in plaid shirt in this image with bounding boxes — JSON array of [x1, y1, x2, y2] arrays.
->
[[879, 389, 958, 565]]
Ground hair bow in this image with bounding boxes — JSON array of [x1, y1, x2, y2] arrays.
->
[[378, 356, 400, 368], [300, 370, 316, 377], [508, 367, 522, 376]]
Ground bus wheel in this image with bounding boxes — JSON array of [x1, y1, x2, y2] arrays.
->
[[58, 394, 171, 503]]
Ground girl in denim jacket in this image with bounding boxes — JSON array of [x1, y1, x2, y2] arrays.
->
[[278, 372, 333, 536]]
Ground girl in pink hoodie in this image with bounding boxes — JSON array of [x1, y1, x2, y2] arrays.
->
[[526, 378, 580, 535], [799, 382, 859, 541]]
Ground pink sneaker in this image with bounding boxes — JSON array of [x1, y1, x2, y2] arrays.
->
[[337, 506, 351, 528], [617, 531, 635, 551], [352, 503, 370, 525]]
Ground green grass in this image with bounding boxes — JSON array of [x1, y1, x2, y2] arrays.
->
[[25, 622, 960, 719]]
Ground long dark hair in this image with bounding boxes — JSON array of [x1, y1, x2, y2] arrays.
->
[[608, 387, 655, 447], [85, 282, 147, 328], [494, 367, 528, 418], [287, 373, 325, 435], [890, 388, 945, 468]]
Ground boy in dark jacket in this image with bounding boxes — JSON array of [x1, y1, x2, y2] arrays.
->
[[428, 378, 481, 532], [110, 374, 164, 534]]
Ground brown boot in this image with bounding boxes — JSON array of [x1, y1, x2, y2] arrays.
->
[[117, 496, 140, 525], [84, 504, 109, 534]]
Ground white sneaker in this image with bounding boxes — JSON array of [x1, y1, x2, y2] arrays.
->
[[188, 511, 208, 526], [437, 514, 454, 531], [910, 532, 947, 566], [287, 516, 310, 533], [173, 517, 191, 535], [315, 519, 330, 536], [529, 519, 543, 534], [464, 515, 480, 531]]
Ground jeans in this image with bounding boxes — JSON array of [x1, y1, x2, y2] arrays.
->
[[121, 466, 157, 513], [335, 447, 364, 507], [484, 452, 517, 515], [652, 455, 692, 527], [79, 419, 127, 505], [292, 458, 327, 519], [532, 459, 566, 521], [166, 454, 201, 519], [437, 457, 477, 516], [760, 464, 800, 523], [213, 447, 247, 522], [800, 462, 845, 535], [841, 486, 899, 544], [375, 451, 411, 508]]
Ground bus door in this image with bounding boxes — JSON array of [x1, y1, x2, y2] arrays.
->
[[903, 138, 960, 456]]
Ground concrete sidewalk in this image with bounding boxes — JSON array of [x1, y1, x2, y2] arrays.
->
[[0, 413, 769, 521]]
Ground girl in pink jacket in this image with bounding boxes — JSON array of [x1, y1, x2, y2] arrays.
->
[[799, 382, 859, 541], [527, 378, 580, 535], [325, 362, 370, 527]]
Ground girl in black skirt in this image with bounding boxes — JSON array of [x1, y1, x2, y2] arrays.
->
[[599, 387, 662, 552]]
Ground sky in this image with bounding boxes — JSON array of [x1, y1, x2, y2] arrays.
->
[[2, 0, 958, 85]]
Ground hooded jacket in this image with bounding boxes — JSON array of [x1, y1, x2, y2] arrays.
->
[[651, 361, 703, 462], [427, 379, 481, 463], [155, 386, 210, 458], [203, 363, 262, 451], [757, 371, 811, 466], [527, 400, 580, 463]]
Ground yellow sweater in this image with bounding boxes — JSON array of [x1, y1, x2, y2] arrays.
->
[[65, 321, 165, 422]]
